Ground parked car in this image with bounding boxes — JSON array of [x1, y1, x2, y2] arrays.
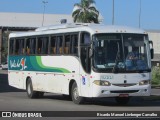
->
[[2, 62, 8, 70]]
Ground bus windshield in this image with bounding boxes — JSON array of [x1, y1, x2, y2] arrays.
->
[[93, 33, 150, 73]]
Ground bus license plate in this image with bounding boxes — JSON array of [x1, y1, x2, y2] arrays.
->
[[119, 94, 129, 97]]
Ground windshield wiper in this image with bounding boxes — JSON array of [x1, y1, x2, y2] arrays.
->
[[112, 42, 120, 73]]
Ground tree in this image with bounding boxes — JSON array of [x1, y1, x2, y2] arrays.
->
[[72, 0, 99, 23]]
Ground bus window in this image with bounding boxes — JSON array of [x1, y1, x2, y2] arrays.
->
[[81, 32, 91, 45], [64, 35, 71, 54], [26, 38, 36, 55], [80, 32, 91, 73], [64, 34, 78, 55], [50, 36, 56, 54], [15, 39, 25, 55], [37, 37, 49, 54], [15, 39, 20, 55], [56, 36, 63, 54], [30, 38, 36, 54], [42, 37, 49, 54], [18, 39, 25, 55], [71, 34, 78, 54], [9, 39, 14, 55], [37, 38, 42, 54]]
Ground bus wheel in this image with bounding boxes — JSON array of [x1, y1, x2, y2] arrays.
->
[[71, 82, 84, 104], [26, 78, 38, 98], [115, 97, 130, 105]]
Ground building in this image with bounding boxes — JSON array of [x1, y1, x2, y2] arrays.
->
[[0, 12, 73, 63], [147, 30, 160, 66], [0, 12, 159, 65]]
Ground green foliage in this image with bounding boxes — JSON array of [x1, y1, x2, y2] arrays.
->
[[72, 0, 99, 23], [152, 66, 160, 85]]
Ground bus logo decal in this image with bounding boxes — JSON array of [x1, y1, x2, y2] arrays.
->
[[10, 58, 27, 70], [20, 58, 27, 70]]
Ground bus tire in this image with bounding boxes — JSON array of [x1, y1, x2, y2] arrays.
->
[[26, 78, 38, 98], [71, 82, 84, 104], [115, 97, 130, 105]]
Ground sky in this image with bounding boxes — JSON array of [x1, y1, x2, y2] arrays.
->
[[0, 0, 159, 30]]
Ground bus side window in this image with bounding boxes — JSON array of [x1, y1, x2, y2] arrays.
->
[[80, 32, 91, 73], [38, 37, 49, 54], [15, 39, 20, 55], [18, 39, 25, 55], [81, 32, 91, 45], [9, 39, 14, 55], [71, 34, 78, 54], [64, 35, 71, 54], [37, 38, 42, 54], [30, 38, 36, 54], [42, 37, 49, 54], [26, 39, 30, 55], [50, 36, 56, 54], [56, 36, 63, 54]]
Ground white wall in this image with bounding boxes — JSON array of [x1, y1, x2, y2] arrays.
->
[[148, 32, 160, 54]]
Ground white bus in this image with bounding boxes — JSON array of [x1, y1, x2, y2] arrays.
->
[[8, 23, 154, 104]]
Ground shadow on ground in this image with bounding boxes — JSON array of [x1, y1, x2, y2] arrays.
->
[[0, 73, 160, 107], [40, 93, 160, 107], [0, 74, 24, 92]]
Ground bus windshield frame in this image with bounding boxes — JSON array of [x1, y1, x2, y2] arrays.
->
[[92, 33, 151, 73]]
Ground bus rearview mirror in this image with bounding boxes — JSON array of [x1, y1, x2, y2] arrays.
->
[[149, 40, 154, 59], [150, 48, 154, 59]]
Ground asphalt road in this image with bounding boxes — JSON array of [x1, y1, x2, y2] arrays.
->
[[0, 71, 160, 119]]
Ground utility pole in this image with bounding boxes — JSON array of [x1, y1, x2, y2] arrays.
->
[[139, 0, 141, 28], [112, 0, 115, 25], [42, 1, 48, 26]]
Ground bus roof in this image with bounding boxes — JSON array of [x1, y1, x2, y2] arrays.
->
[[9, 23, 147, 38]]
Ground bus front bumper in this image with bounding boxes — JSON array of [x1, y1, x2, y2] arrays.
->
[[91, 84, 151, 98]]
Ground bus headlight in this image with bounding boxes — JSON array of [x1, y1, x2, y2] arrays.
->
[[93, 80, 111, 86], [139, 80, 151, 85]]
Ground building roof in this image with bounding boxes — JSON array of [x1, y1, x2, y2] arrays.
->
[[0, 12, 73, 28]]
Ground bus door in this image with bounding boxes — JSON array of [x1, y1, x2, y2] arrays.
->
[[79, 32, 91, 97]]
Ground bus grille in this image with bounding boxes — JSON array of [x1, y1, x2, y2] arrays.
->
[[112, 83, 137, 87], [110, 90, 139, 93]]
